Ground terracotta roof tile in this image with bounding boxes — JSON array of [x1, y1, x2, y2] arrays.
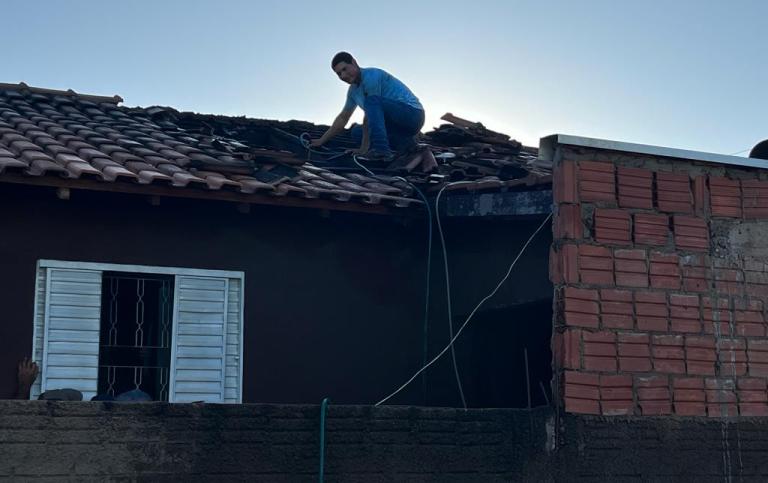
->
[[194, 170, 241, 190], [66, 161, 102, 178], [27, 159, 68, 176], [54, 153, 87, 166], [137, 170, 173, 185], [169, 172, 209, 188], [78, 148, 108, 161], [101, 165, 137, 181], [337, 181, 368, 193], [0, 157, 27, 173], [274, 183, 307, 197], [47, 145, 77, 157], [308, 178, 342, 191], [126, 161, 156, 173], [229, 175, 275, 193], [20, 150, 55, 165]]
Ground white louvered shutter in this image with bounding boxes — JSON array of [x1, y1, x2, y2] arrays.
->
[[40, 268, 102, 400], [224, 278, 243, 403], [31, 266, 47, 399], [170, 276, 229, 403]]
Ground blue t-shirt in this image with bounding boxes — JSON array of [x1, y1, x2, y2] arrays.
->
[[343, 67, 423, 113]]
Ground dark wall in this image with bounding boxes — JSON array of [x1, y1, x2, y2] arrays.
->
[[423, 216, 554, 408], [0, 401, 553, 482], [560, 414, 768, 481], [1, 400, 765, 481], [0, 183, 553, 406]]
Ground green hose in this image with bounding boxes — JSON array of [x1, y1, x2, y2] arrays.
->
[[318, 397, 330, 482]]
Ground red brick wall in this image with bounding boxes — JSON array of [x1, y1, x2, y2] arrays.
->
[[551, 148, 768, 417]]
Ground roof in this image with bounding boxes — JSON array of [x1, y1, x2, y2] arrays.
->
[[540, 134, 766, 170], [0, 83, 551, 214]]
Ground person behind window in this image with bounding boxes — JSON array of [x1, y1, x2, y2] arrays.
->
[[15, 357, 38, 399]]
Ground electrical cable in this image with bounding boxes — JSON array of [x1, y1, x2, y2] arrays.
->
[[375, 211, 553, 407], [301, 129, 541, 408], [327, 141, 439, 406], [393, 176, 434, 405], [435, 182, 467, 409], [351, 150, 439, 405], [351, 154, 376, 177]]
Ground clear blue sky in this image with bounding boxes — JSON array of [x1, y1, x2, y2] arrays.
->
[[3, 0, 767, 155]]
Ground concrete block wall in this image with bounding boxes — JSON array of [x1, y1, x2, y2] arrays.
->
[[551, 146, 768, 417], [3, 401, 766, 480], [0, 401, 552, 481]]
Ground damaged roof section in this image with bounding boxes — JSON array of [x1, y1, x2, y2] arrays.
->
[[0, 83, 551, 213]]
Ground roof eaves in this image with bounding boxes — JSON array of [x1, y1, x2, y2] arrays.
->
[[0, 172, 418, 216]]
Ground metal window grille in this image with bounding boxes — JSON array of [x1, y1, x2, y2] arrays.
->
[[97, 272, 174, 401]]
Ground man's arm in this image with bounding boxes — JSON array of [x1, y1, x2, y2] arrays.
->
[[15, 358, 38, 400], [358, 115, 370, 153], [311, 109, 353, 147]]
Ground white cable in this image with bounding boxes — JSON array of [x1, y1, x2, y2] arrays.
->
[[351, 154, 376, 177], [375, 211, 553, 407], [435, 183, 467, 409]]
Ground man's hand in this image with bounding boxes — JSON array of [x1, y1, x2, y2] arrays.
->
[[346, 148, 367, 156], [17, 357, 39, 387], [309, 138, 324, 148]]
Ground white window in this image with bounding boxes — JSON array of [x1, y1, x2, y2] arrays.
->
[[31, 260, 244, 403]]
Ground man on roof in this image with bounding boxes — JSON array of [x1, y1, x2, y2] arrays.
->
[[310, 52, 424, 162]]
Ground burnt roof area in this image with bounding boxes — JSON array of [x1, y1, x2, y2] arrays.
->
[[0, 83, 552, 214]]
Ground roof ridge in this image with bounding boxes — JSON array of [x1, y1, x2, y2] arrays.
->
[[0, 82, 123, 104]]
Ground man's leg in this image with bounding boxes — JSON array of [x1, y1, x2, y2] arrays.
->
[[364, 96, 424, 156], [349, 123, 364, 145], [387, 124, 421, 153]]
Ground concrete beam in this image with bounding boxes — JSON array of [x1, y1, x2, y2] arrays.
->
[[442, 189, 553, 217]]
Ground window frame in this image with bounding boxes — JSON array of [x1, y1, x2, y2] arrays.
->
[[32, 259, 246, 403]]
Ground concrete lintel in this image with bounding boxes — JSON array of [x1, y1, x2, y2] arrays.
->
[[443, 189, 553, 217]]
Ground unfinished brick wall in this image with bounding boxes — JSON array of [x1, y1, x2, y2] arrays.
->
[[550, 147, 768, 417]]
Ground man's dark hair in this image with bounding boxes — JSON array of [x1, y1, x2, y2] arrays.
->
[[331, 52, 355, 69]]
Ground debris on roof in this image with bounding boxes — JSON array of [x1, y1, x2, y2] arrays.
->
[[0, 82, 551, 213]]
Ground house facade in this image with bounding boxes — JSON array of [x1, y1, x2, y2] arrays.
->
[[7, 82, 768, 479], [0, 83, 553, 408]]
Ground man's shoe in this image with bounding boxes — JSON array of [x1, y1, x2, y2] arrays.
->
[[360, 149, 395, 163]]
